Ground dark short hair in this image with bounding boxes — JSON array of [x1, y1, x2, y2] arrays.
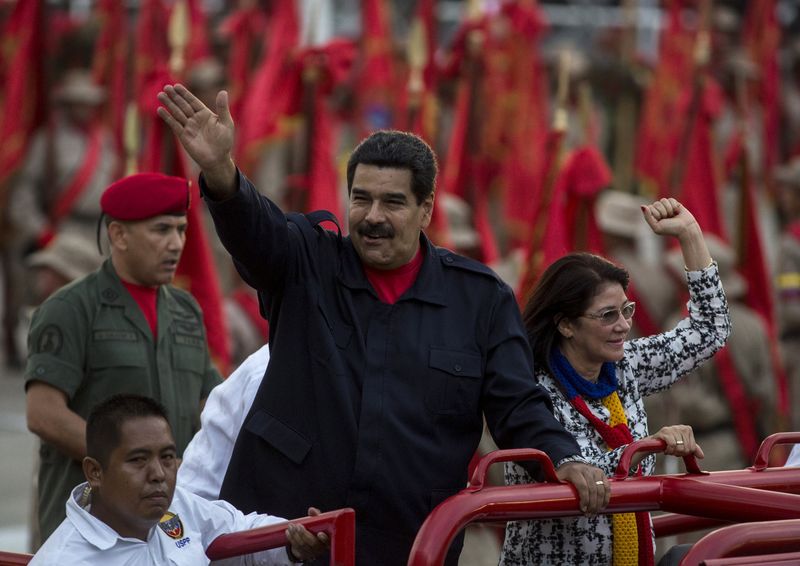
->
[[523, 252, 629, 374], [346, 130, 438, 204], [86, 394, 170, 468]]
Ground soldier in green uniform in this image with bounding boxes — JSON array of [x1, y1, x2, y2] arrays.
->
[[24, 172, 222, 544]]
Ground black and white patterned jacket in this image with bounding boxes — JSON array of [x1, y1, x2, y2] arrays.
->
[[501, 263, 731, 565]]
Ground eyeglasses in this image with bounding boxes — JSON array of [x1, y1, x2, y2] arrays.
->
[[581, 302, 636, 326]]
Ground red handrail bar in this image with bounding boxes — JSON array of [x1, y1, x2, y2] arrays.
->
[[407, 440, 800, 566], [751, 431, 800, 471], [613, 438, 705, 479], [0, 551, 31, 566], [704, 551, 800, 565], [679, 519, 800, 566], [206, 508, 356, 565], [652, 513, 729, 538], [653, 431, 800, 538]]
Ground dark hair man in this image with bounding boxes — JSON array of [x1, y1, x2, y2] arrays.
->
[[30, 394, 327, 564], [157, 84, 609, 565], [25, 173, 222, 542]]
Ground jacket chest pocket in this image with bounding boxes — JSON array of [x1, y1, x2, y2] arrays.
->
[[87, 336, 149, 402], [170, 341, 206, 375], [312, 301, 354, 364], [425, 348, 483, 416], [89, 332, 147, 369]]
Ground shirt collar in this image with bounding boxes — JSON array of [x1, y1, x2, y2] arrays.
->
[[338, 233, 448, 306], [66, 482, 154, 551]]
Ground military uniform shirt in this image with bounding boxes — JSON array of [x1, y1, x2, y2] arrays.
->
[[25, 259, 221, 541]]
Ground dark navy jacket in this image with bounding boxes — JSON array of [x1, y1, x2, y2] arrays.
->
[[205, 172, 581, 565]]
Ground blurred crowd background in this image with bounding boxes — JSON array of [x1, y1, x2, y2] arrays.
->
[[1, 0, 800, 504]]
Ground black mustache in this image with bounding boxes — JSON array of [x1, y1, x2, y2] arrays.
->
[[357, 223, 394, 238]]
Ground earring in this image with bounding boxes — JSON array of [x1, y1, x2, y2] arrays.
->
[[80, 485, 92, 507]]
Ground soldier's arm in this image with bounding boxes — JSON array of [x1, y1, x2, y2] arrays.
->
[[26, 381, 86, 462]]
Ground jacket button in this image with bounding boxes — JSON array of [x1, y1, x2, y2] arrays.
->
[[454, 364, 462, 372], [445, 256, 454, 263]]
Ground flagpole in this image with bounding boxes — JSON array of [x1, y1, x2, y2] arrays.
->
[[612, 0, 637, 194], [405, 16, 427, 132], [287, 0, 319, 213], [517, 50, 570, 303], [667, 0, 713, 196]]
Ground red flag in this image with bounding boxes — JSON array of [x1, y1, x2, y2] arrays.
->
[[497, 1, 550, 250], [439, 16, 500, 264], [563, 145, 612, 254], [235, 0, 302, 174], [135, 0, 231, 372], [134, 0, 170, 104], [219, 4, 269, 120], [0, 0, 46, 196], [730, 127, 790, 419], [140, 112, 231, 373], [401, 0, 450, 247], [301, 40, 357, 221], [355, 0, 397, 135], [675, 77, 727, 240], [92, 0, 129, 158], [635, 0, 695, 197], [398, 0, 437, 140], [184, 0, 211, 65], [516, 128, 566, 304], [743, 0, 781, 185]]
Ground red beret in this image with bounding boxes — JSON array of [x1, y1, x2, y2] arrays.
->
[[101, 173, 190, 221]]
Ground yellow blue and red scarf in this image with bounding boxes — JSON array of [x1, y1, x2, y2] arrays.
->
[[550, 350, 654, 566]]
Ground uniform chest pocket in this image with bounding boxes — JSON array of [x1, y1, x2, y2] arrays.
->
[[425, 348, 483, 416], [171, 342, 206, 375], [89, 334, 147, 369], [87, 338, 149, 404]]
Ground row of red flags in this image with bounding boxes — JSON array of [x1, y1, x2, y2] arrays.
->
[[0, 0, 789, 428]]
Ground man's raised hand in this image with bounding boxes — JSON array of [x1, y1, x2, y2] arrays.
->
[[157, 84, 236, 193]]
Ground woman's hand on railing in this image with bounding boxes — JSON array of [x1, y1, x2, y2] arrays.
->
[[629, 425, 704, 470]]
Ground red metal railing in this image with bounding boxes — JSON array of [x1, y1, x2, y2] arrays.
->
[[407, 437, 800, 566], [0, 551, 31, 566], [653, 431, 800, 537], [206, 508, 355, 565], [702, 551, 800, 565], [679, 519, 800, 566]]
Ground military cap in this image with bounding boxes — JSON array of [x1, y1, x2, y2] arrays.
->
[[595, 189, 649, 239], [101, 173, 190, 221], [27, 232, 103, 282], [54, 69, 106, 106]]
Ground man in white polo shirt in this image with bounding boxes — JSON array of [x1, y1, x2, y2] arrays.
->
[[30, 394, 327, 565]]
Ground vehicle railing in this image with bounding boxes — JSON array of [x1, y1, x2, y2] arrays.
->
[[653, 431, 800, 538], [0, 551, 31, 566], [206, 507, 355, 565], [679, 519, 800, 566], [407, 437, 800, 566]]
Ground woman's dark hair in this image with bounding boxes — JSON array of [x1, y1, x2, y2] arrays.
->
[[346, 130, 438, 204], [523, 252, 629, 374]]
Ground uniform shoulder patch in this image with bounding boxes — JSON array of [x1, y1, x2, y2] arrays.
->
[[158, 512, 183, 539], [36, 325, 63, 355]]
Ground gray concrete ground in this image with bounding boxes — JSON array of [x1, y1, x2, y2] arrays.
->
[[0, 359, 35, 554]]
